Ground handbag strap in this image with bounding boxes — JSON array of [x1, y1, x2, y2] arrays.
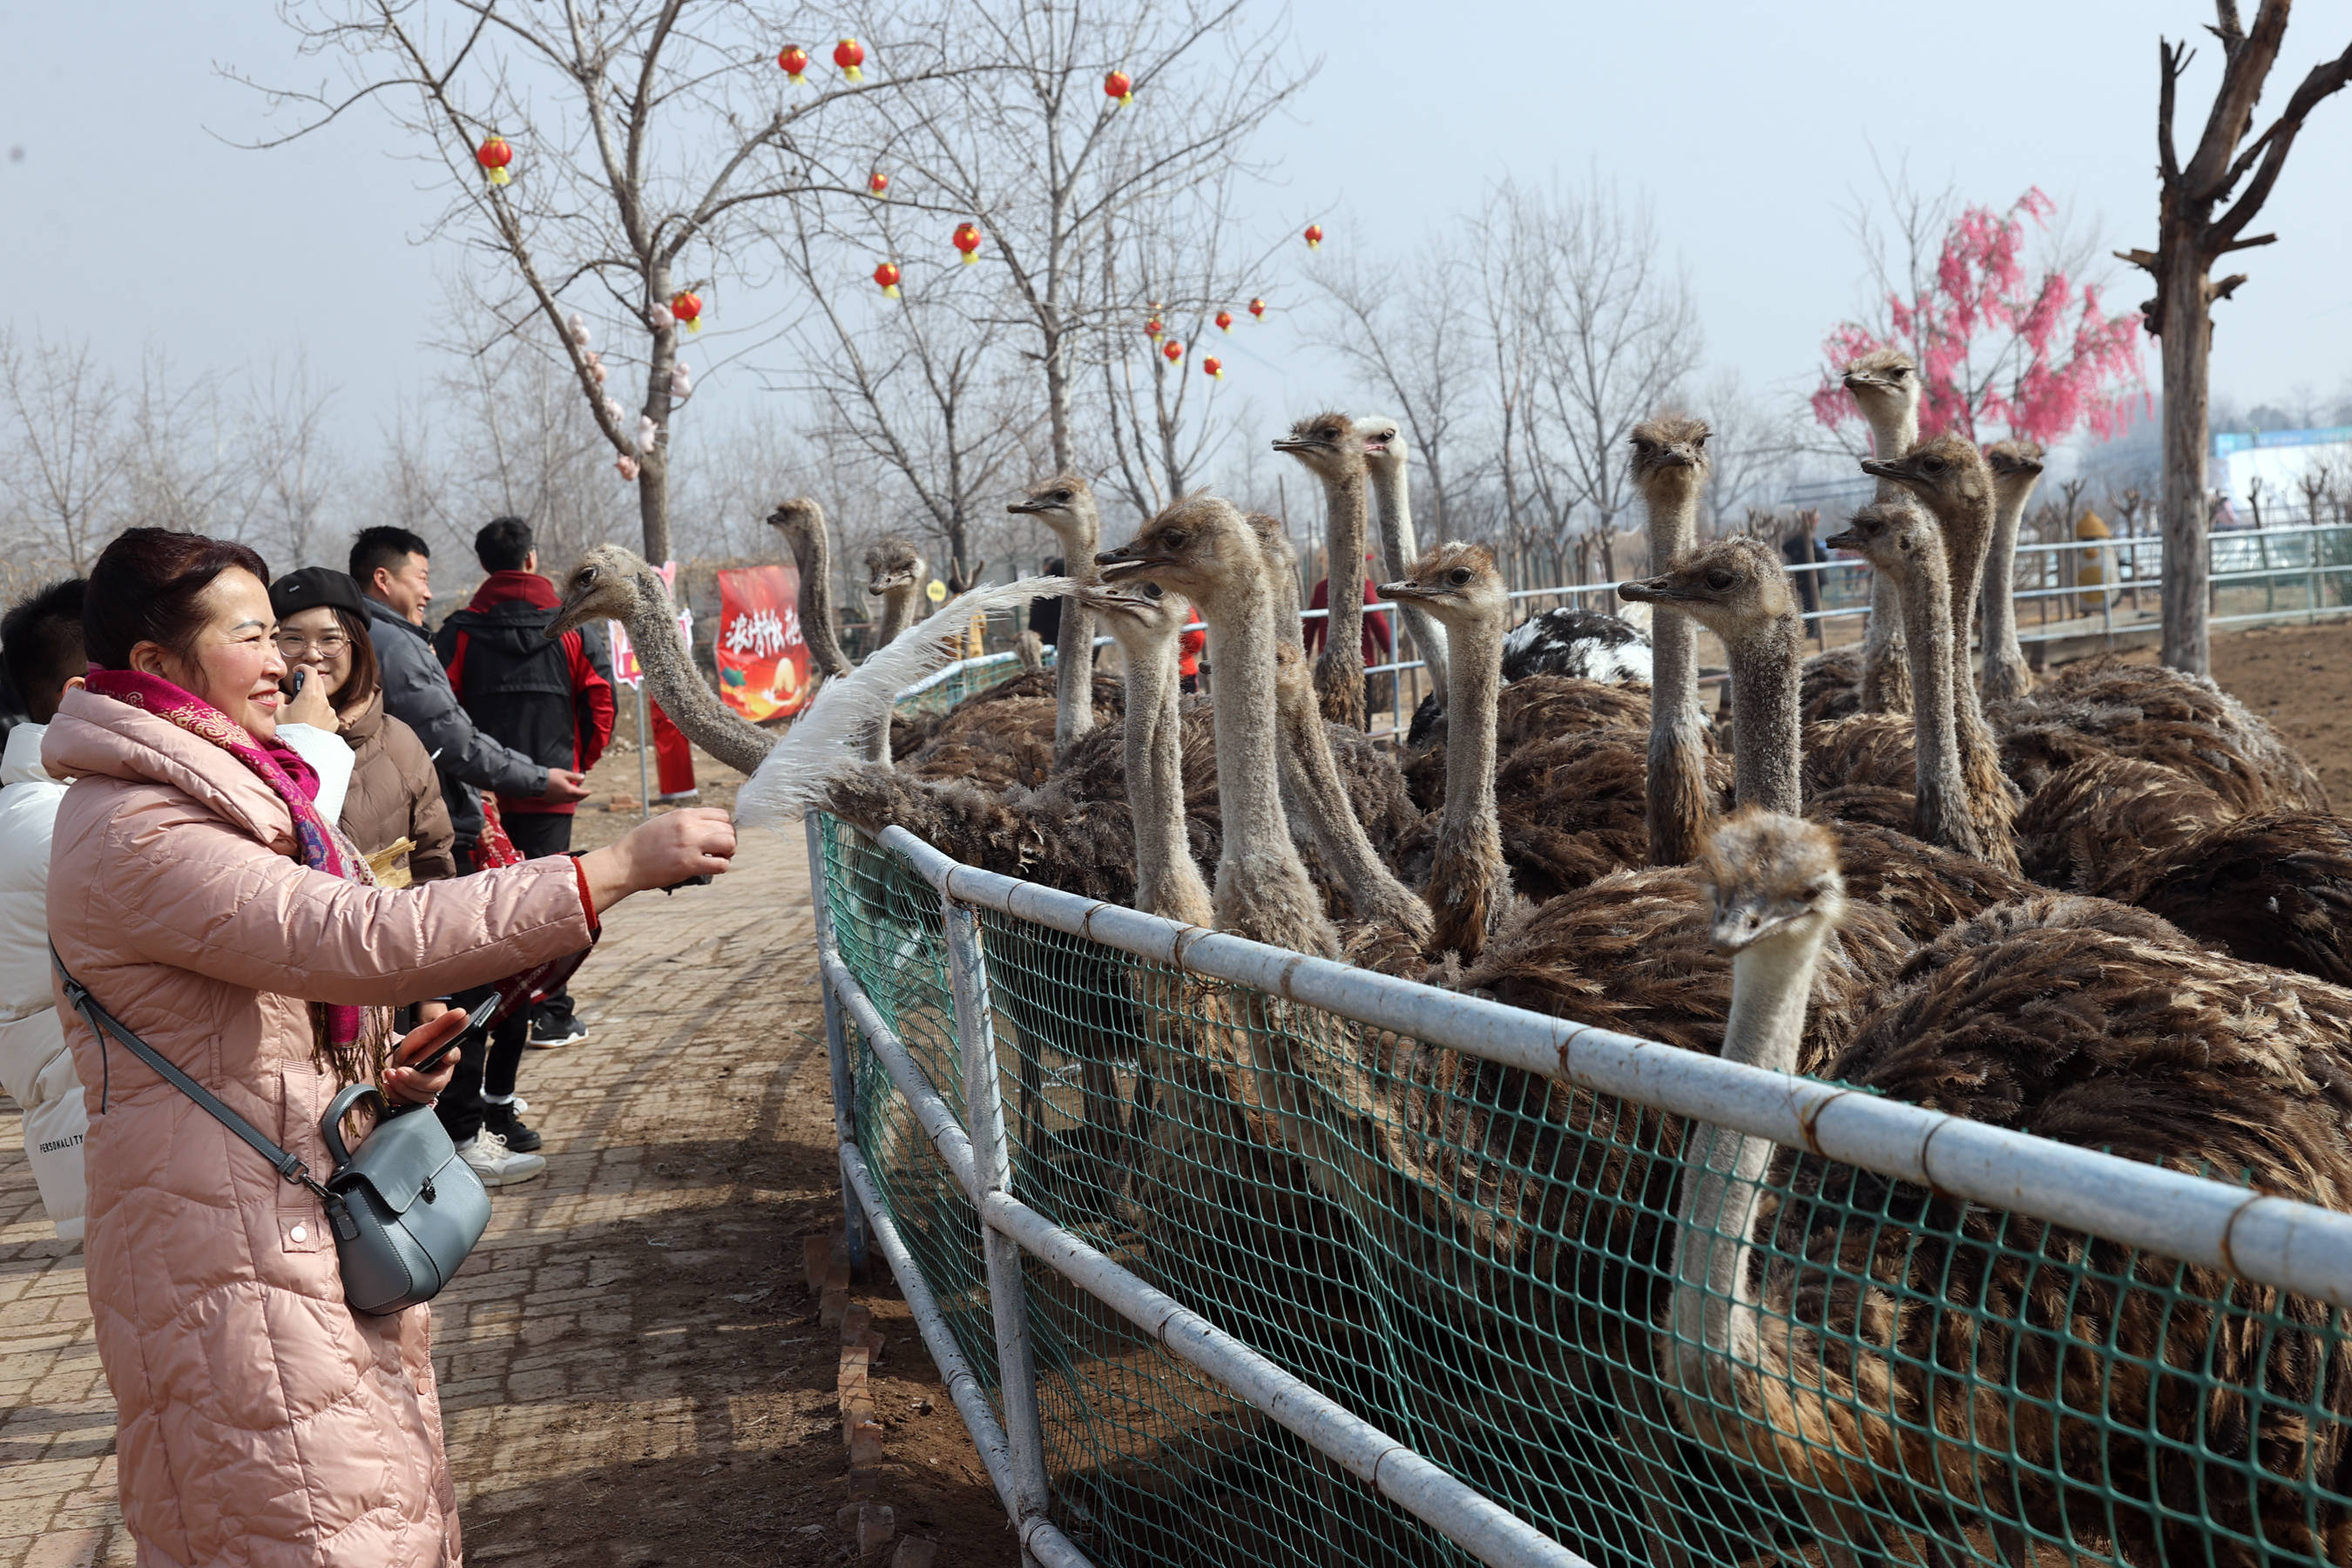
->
[[50, 946, 333, 1202]]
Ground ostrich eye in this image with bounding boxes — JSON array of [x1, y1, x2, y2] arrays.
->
[[1706, 571, 1734, 591], [1448, 568, 1472, 585], [1693, 435, 1709, 448], [1142, 583, 1164, 599], [1923, 458, 1947, 474], [1053, 492, 1071, 504], [1796, 886, 1819, 903], [1889, 366, 1909, 379]]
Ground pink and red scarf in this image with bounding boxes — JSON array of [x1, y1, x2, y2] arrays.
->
[[84, 667, 378, 1074]]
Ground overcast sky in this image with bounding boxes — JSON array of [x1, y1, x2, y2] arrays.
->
[[3, 1, 2349, 456]]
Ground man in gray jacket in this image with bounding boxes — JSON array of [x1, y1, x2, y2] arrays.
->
[[350, 526, 590, 853]]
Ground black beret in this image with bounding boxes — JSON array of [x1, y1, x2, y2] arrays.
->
[[268, 566, 368, 623]]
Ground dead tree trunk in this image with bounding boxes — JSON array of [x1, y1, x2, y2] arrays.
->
[[2119, 3, 2352, 674]]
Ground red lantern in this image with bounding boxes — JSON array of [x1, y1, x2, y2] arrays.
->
[[1202, 355, 1224, 381], [777, 45, 809, 83], [952, 222, 983, 264], [1104, 70, 1133, 105], [1214, 309, 1233, 333], [868, 170, 889, 197], [834, 37, 865, 82], [669, 290, 703, 333], [1162, 339, 1183, 363], [1248, 297, 1267, 320], [873, 261, 901, 298], [1145, 316, 1164, 339], [476, 135, 513, 186], [1303, 223, 1323, 250]]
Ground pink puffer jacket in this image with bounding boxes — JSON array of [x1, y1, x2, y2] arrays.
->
[[44, 687, 597, 1568]]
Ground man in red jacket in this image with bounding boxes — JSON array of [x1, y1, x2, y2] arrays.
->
[[437, 517, 615, 1050]]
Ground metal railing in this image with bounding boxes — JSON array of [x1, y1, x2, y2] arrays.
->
[[808, 811, 2352, 1568]]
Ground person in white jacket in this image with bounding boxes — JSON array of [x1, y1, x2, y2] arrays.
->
[[1, 577, 88, 1240]]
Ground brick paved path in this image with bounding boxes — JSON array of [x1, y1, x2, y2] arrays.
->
[[0, 821, 1009, 1568]]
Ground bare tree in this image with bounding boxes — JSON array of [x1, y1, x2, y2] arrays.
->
[[242, 354, 342, 569], [770, 193, 1033, 581], [0, 330, 129, 571], [248, 0, 969, 563], [875, 0, 1308, 474], [117, 350, 248, 540], [2113, 2, 2352, 673]]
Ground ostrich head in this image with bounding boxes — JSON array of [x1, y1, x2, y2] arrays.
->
[[1860, 432, 1991, 523], [863, 537, 927, 600], [1006, 474, 1101, 551], [766, 497, 824, 546], [548, 544, 666, 639], [1627, 411, 1713, 499], [1354, 414, 1409, 478], [1378, 541, 1507, 632], [1272, 409, 1364, 481], [1697, 810, 1847, 956], [1096, 495, 1260, 609], [1985, 438, 2047, 511], [1825, 499, 1940, 578], [1842, 348, 1920, 435], [1073, 578, 1192, 652], [1617, 535, 1795, 641]]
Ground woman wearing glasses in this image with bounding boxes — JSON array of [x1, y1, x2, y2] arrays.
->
[[268, 566, 456, 888]]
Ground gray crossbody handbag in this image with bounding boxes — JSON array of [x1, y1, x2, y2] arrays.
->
[[51, 950, 491, 1315]]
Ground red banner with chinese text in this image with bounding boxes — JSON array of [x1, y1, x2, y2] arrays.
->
[[715, 564, 811, 721]]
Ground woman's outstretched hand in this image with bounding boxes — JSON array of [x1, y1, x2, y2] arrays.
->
[[382, 1007, 470, 1106], [578, 808, 738, 915]]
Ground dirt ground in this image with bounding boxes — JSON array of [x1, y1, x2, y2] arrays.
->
[[2207, 620, 2352, 806]]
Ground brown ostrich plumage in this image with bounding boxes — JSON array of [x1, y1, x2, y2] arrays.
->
[[1799, 645, 1863, 724], [2012, 753, 2234, 889], [1801, 712, 1916, 799], [1402, 676, 1653, 812], [892, 670, 1125, 790], [2096, 810, 2352, 987], [1759, 892, 2352, 1563]]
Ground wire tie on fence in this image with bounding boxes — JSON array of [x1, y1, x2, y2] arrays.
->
[[1914, 1109, 1961, 1198], [1277, 954, 1306, 1001], [1168, 923, 1211, 968], [2215, 1189, 2274, 1283], [1794, 1085, 1853, 1159], [1366, 1440, 1410, 1495], [1550, 1020, 1604, 1078], [1078, 900, 1108, 942]]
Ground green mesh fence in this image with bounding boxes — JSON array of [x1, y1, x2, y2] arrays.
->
[[814, 814, 2352, 1568], [894, 648, 1032, 717]]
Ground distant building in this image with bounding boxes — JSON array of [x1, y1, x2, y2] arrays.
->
[[2212, 426, 2352, 519]]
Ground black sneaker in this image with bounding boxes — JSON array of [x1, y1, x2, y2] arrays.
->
[[528, 1015, 588, 1050], [483, 1101, 544, 1152]]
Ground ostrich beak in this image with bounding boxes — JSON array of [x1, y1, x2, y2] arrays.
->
[[1006, 498, 1052, 515], [1823, 528, 1864, 551], [1270, 435, 1320, 454], [1377, 580, 1429, 601], [1710, 896, 1806, 956], [1096, 544, 1172, 578], [1842, 372, 1881, 393], [1616, 576, 1688, 604], [1858, 458, 1915, 484], [546, 601, 593, 639]]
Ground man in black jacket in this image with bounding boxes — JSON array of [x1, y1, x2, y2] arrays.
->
[[436, 517, 615, 1050]]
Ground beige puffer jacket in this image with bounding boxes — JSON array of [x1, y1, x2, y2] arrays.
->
[[44, 686, 597, 1568], [337, 689, 456, 886]]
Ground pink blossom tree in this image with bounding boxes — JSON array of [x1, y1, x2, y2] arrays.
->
[[1811, 187, 2145, 450]]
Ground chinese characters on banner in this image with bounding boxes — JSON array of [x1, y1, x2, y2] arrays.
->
[[605, 559, 692, 689], [714, 564, 812, 720]]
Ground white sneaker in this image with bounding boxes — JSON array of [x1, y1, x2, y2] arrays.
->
[[456, 1129, 546, 1187]]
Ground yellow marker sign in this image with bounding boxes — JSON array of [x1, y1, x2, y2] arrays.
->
[[926, 578, 947, 603]]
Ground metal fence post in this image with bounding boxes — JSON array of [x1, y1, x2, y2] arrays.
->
[[943, 894, 1056, 1562], [805, 815, 868, 1271]]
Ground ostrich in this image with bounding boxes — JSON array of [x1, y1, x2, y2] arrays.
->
[[1274, 411, 1372, 729], [1979, 440, 2044, 701], [1842, 348, 1922, 717], [549, 545, 780, 778], [1676, 809, 2352, 1566], [1356, 414, 1451, 699], [767, 497, 855, 683], [1857, 436, 2024, 873], [1006, 474, 1103, 762], [1629, 411, 1714, 865], [862, 537, 929, 653], [1081, 579, 1213, 928]]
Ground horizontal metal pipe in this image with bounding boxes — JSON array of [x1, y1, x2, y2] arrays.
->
[[837, 1139, 1096, 1568], [876, 826, 2352, 1311], [979, 1191, 1592, 1568]]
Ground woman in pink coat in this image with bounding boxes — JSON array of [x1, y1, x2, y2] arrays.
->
[[46, 528, 736, 1567]]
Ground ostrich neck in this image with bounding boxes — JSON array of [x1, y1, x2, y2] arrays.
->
[[1052, 513, 1101, 760], [1427, 612, 1505, 956], [1199, 564, 1333, 956], [1936, 493, 1995, 690], [1896, 555, 1982, 859], [1369, 461, 1451, 696], [623, 585, 777, 779], [1668, 932, 1827, 1397], [1981, 482, 2038, 699], [1646, 476, 1707, 863], [788, 523, 853, 679], [875, 587, 921, 651], [1316, 468, 1369, 724], [1274, 652, 1432, 943], [1120, 626, 1213, 926], [1858, 398, 1918, 718], [1726, 617, 1803, 816]]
